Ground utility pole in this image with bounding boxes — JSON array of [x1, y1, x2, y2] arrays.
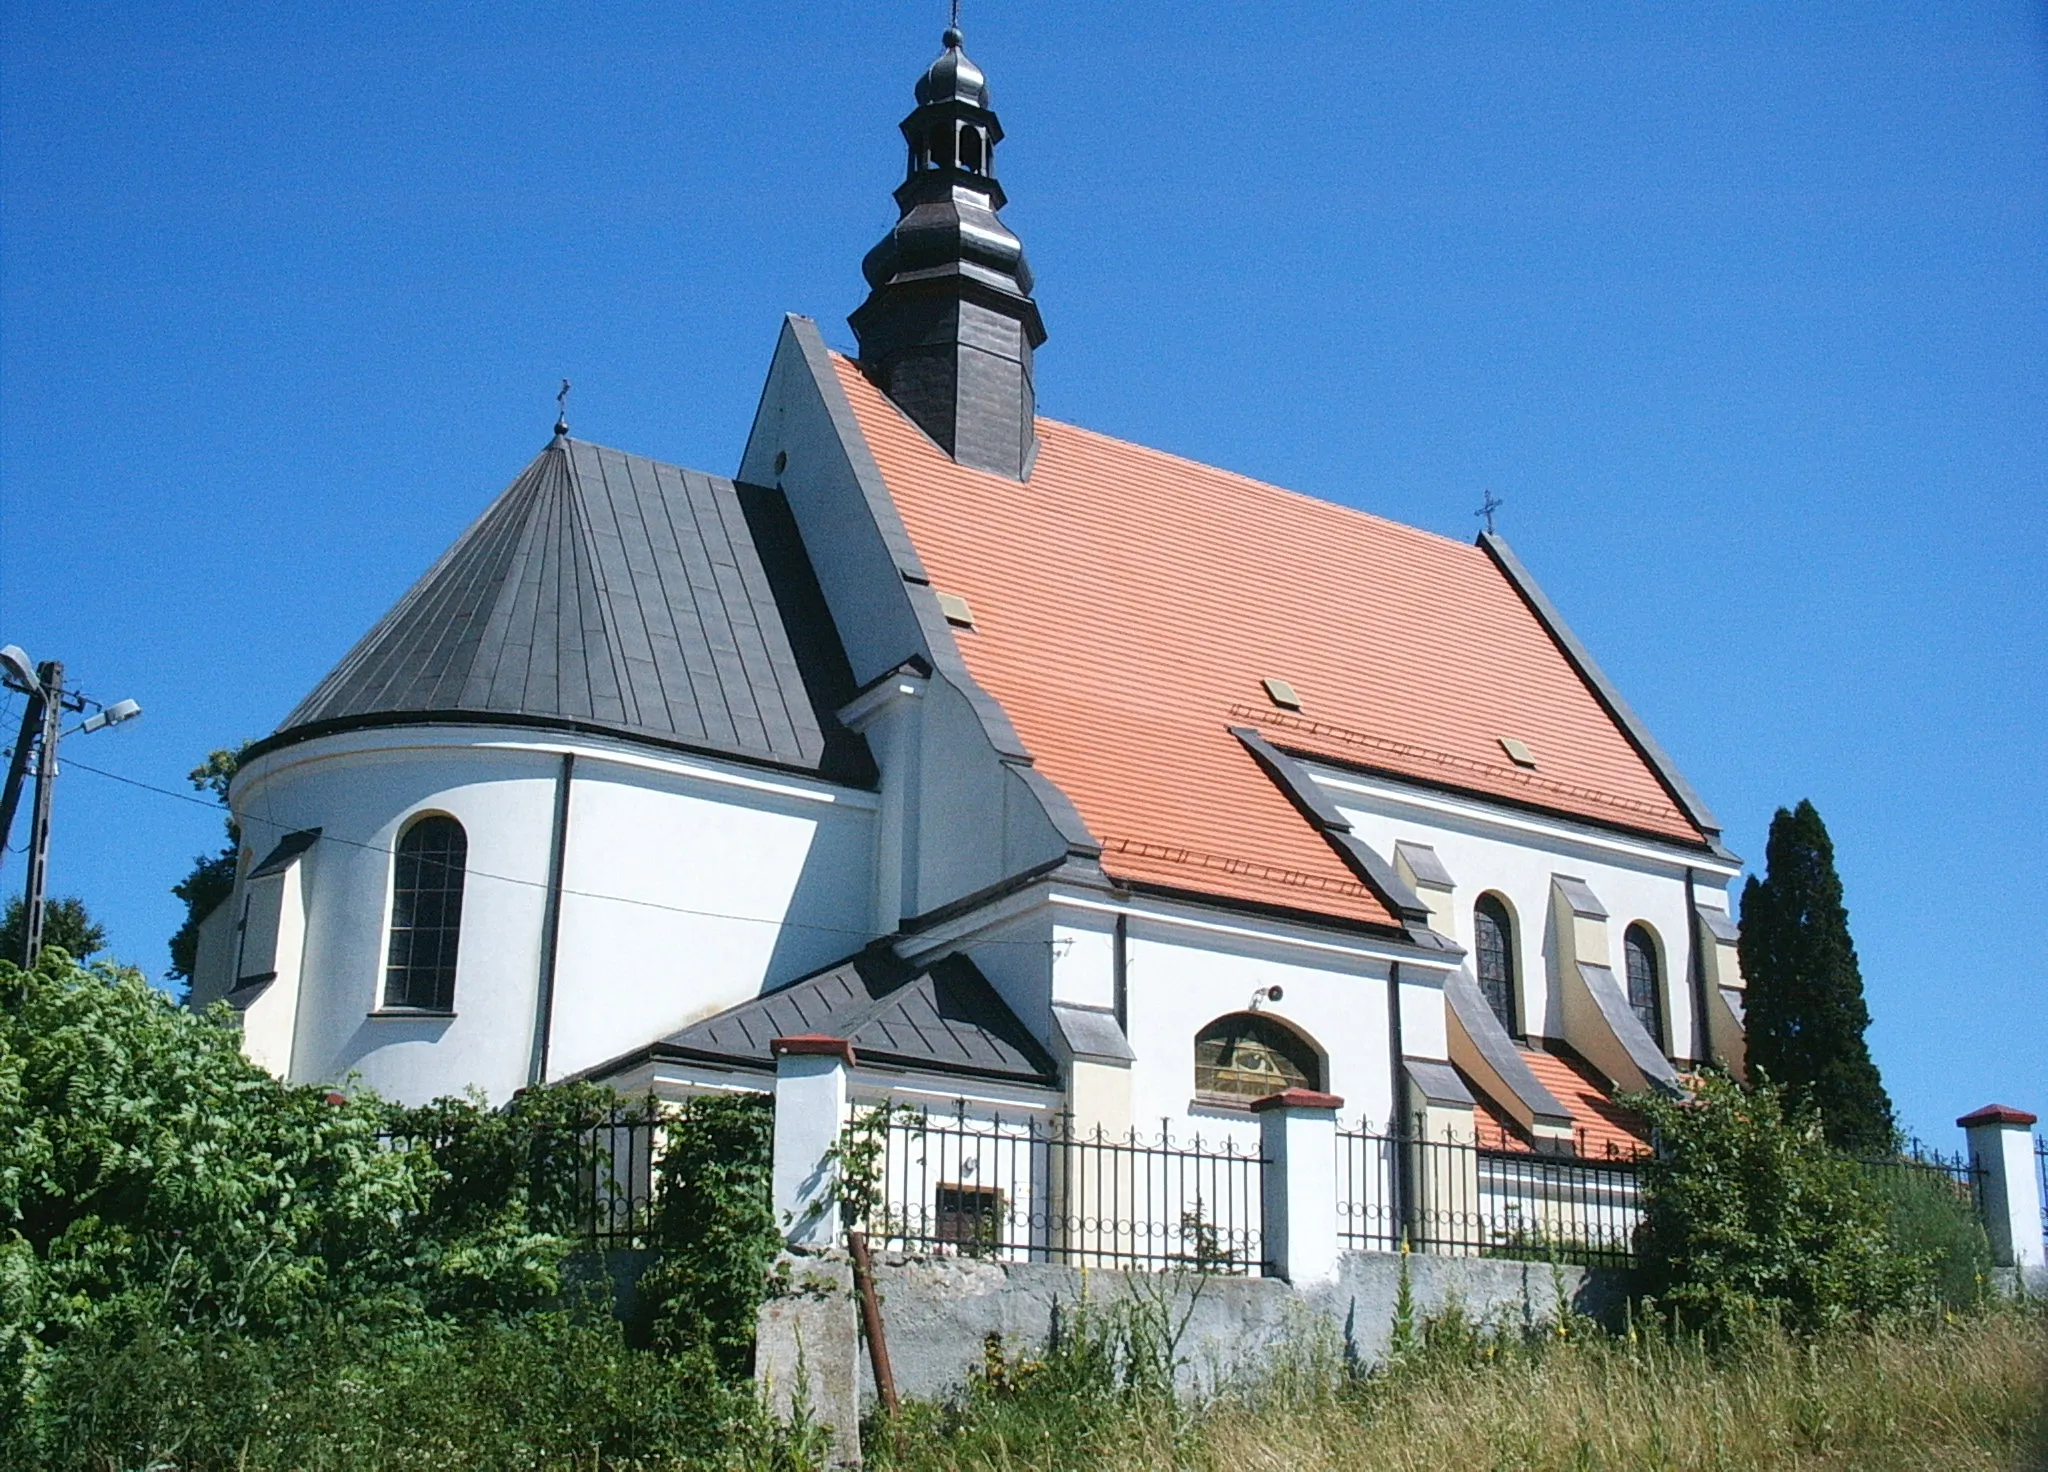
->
[[20, 662, 64, 965], [0, 644, 142, 966], [0, 686, 44, 874]]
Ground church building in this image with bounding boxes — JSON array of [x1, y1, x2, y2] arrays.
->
[[190, 29, 1749, 1164]]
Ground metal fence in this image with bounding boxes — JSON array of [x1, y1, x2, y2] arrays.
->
[[380, 1107, 662, 1250], [1338, 1125, 1642, 1267], [1854, 1139, 1982, 1221], [862, 1104, 1267, 1274]]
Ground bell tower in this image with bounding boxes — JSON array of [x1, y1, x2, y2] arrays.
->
[[850, 28, 1046, 480]]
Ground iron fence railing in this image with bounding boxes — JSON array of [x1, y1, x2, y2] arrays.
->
[[379, 1107, 662, 1249], [1853, 1139, 1983, 1221], [1337, 1124, 1642, 1267], [863, 1104, 1267, 1274]]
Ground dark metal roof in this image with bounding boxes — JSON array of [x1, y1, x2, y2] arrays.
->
[[653, 948, 1058, 1087], [269, 437, 869, 779]]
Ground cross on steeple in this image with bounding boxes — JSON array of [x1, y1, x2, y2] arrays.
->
[[1476, 490, 1503, 535], [554, 379, 571, 439]]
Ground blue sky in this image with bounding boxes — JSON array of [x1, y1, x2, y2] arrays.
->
[[2, 2, 2041, 1143]]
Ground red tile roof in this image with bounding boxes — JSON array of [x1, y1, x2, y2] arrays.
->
[[836, 358, 1708, 932], [1473, 1049, 1649, 1160]]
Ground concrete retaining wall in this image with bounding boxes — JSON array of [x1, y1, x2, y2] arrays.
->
[[756, 1246, 1636, 1443]]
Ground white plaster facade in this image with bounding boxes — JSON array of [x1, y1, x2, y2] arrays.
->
[[196, 723, 877, 1104]]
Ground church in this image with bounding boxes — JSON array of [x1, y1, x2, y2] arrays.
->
[[189, 28, 1748, 1166]]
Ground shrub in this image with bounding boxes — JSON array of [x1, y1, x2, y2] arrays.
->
[[1627, 1073, 1934, 1337], [634, 1091, 780, 1374]]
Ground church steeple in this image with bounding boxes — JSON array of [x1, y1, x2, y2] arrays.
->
[[850, 28, 1045, 480]]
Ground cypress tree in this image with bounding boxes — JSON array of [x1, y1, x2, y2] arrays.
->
[[1737, 800, 1896, 1155]]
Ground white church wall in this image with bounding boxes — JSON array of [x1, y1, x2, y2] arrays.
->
[[1311, 765, 1742, 1065], [230, 724, 877, 1106], [1123, 916, 1402, 1149], [544, 751, 876, 1081], [233, 731, 560, 1105]]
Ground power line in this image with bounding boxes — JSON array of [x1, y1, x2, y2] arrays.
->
[[59, 753, 1049, 947]]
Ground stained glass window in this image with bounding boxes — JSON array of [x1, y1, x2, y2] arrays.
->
[[1625, 923, 1663, 1047], [1474, 894, 1518, 1036], [1195, 1013, 1322, 1102]]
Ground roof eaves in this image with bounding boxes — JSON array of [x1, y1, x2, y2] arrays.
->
[[239, 707, 865, 786], [1477, 531, 1731, 855]]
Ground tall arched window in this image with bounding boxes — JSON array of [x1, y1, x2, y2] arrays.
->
[[957, 126, 983, 173], [1624, 923, 1663, 1048], [1194, 1013, 1323, 1103], [384, 814, 467, 1012], [1473, 894, 1519, 1036]]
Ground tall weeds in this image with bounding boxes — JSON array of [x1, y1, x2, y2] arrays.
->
[[874, 1297, 2048, 1472]]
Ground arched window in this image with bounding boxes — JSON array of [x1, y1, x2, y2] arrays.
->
[[384, 814, 467, 1012], [1624, 923, 1663, 1047], [958, 127, 983, 173], [1194, 1013, 1323, 1102], [1473, 894, 1518, 1036]]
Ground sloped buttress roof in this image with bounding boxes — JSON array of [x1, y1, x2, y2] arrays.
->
[[833, 355, 1717, 933], [271, 435, 867, 779], [651, 949, 1058, 1087]]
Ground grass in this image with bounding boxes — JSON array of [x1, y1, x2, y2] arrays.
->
[[873, 1299, 2048, 1472], [10, 1295, 2042, 1470]]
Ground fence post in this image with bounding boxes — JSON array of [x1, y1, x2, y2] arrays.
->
[[770, 1034, 854, 1248], [1254, 1087, 1344, 1285], [1956, 1104, 2045, 1275]]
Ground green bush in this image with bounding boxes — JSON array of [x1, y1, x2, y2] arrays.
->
[[13, 1310, 775, 1472], [1865, 1162, 1996, 1310], [1627, 1073, 1938, 1337], [635, 1092, 779, 1374], [0, 950, 796, 1467]]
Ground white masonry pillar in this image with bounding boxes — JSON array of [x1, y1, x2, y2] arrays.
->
[[1957, 1104, 2044, 1273], [771, 1034, 854, 1249], [1254, 1087, 1345, 1286]]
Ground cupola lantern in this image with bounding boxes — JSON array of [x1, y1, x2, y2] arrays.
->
[[850, 29, 1045, 480]]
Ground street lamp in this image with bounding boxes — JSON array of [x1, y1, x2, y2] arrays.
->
[[0, 644, 143, 964]]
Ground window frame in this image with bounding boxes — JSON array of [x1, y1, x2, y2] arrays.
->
[[1472, 892, 1520, 1038], [380, 812, 468, 1015], [1193, 1011, 1325, 1105], [1623, 922, 1664, 1051]]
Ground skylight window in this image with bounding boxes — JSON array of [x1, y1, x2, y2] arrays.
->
[[1262, 677, 1301, 711], [1498, 736, 1538, 769], [936, 591, 976, 629]]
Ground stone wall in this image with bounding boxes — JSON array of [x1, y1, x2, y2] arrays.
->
[[756, 1245, 1636, 1443]]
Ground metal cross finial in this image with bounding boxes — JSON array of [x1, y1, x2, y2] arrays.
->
[[1476, 490, 1503, 535], [950, 0, 961, 30], [554, 379, 571, 438]]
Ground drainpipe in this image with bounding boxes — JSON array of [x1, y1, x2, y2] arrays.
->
[[1683, 867, 1713, 1068], [1387, 960, 1412, 1237], [529, 752, 576, 1086]]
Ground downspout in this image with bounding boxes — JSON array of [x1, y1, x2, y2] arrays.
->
[[1684, 867, 1712, 1068], [529, 752, 576, 1087], [1111, 912, 1128, 1033], [1387, 961, 1413, 1243]]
